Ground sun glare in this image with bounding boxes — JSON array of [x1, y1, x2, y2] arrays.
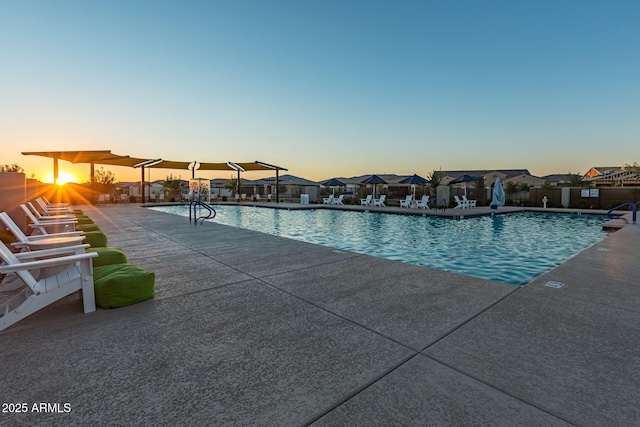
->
[[43, 171, 80, 185]]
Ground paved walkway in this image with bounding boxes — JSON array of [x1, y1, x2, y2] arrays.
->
[[1, 205, 638, 426]]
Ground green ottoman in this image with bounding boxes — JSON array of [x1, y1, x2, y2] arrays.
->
[[76, 217, 94, 225], [93, 264, 155, 309], [87, 247, 127, 267], [77, 224, 101, 232], [83, 230, 108, 247]]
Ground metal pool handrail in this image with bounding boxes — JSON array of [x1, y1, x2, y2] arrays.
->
[[189, 201, 216, 225], [606, 202, 638, 224]]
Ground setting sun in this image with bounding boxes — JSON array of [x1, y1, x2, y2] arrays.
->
[[42, 171, 81, 185]]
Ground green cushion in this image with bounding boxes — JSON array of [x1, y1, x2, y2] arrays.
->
[[83, 231, 107, 247], [87, 247, 127, 267], [76, 217, 94, 225], [76, 224, 101, 232], [93, 264, 155, 309], [72, 209, 83, 214]]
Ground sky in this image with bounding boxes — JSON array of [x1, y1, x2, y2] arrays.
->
[[1, 0, 639, 183]]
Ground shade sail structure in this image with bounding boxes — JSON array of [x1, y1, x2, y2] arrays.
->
[[23, 151, 288, 200], [22, 150, 122, 164]]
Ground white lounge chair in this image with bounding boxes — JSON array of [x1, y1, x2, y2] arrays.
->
[[28, 202, 75, 221], [462, 195, 477, 208], [453, 196, 468, 209], [416, 195, 430, 209], [399, 195, 413, 208], [360, 195, 372, 206], [373, 194, 386, 207], [35, 198, 74, 214], [20, 204, 77, 234], [0, 212, 84, 251], [323, 194, 334, 205], [0, 240, 98, 331], [41, 196, 68, 208], [333, 195, 345, 205]]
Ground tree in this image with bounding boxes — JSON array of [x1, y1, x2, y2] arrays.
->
[[506, 182, 519, 204], [92, 167, 116, 195], [474, 177, 486, 204], [1, 163, 24, 173], [225, 178, 244, 194], [163, 174, 184, 201], [567, 172, 583, 187], [427, 169, 442, 196]]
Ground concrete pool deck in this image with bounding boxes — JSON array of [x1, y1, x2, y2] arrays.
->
[[1, 204, 639, 426]]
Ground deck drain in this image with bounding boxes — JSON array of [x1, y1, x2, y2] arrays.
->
[[545, 281, 565, 289]]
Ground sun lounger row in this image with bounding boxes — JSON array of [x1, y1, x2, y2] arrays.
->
[[0, 201, 156, 331]]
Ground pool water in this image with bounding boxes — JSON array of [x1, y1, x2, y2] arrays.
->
[[149, 205, 609, 285]]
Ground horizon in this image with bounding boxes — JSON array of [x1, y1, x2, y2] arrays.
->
[[2, 1, 639, 183]]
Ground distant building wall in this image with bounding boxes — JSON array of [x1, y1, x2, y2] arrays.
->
[[0, 172, 27, 232]]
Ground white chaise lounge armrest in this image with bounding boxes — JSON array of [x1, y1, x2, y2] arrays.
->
[[0, 252, 98, 274], [13, 244, 91, 259], [25, 231, 85, 240]]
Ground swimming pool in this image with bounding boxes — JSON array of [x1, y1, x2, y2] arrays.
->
[[149, 205, 609, 285]]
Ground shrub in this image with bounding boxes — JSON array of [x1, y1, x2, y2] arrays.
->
[[605, 200, 625, 210]]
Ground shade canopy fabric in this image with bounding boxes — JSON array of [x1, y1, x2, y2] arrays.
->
[[491, 177, 506, 208], [322, 178, 346, 187], [360, 175, 388, 185], [23, 151, 286, 172], [449, 174, 483, 184], [22, 150, 135, 165], [399, 174, 430, 185]]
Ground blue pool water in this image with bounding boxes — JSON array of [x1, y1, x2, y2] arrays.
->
[[149, 205, 609, 285]]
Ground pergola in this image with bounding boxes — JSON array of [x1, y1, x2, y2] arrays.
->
[[22, 150, 288, 202]]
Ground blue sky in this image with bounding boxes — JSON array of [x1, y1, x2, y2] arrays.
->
[[2, 0, 639, 182]]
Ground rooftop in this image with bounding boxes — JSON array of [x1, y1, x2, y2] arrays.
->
[[2, 204, 639, 425]]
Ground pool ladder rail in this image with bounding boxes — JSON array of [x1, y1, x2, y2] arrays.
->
[[189, 201, 216, 225], [606, 202, 639, 224]]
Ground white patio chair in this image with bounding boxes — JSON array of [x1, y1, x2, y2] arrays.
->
[[0, 240, 98, 331], [28, 202, 75, 221], [360, 195, 372, 206], [373, 194, 386, 207], [453, 196, 468, 209], [416, 195, 430, 209], [399, 195, 413, 208], [20, 204, 77, 235], [323, 194, 334, 204], [35, 198, 73, 214], [462, 196, 477, 208], [0, 212, 84, 250], [333, 195, 345, 205], [41, 196, 68, 208]]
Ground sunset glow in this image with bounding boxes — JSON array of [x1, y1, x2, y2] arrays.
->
[[43, 171, 81, 185]]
